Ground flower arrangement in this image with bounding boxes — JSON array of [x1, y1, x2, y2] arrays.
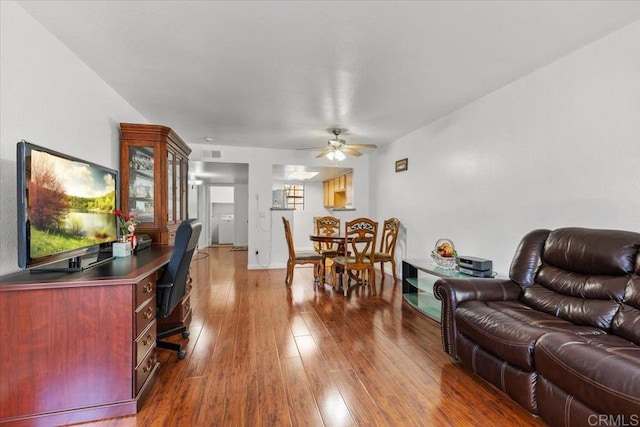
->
[[114, 209, 140, 236]]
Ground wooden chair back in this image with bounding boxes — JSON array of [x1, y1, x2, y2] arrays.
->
[[283, 216, 296, 260], [314, 216, 341, 251], [380, 218, 400, 256], [343, 217, 378, 271]]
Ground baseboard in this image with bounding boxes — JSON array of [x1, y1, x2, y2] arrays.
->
[[247, 262, 286, 270]]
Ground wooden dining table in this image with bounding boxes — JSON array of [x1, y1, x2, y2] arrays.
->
[[308, 234, 349, 254], [308, 234, 358, 289]]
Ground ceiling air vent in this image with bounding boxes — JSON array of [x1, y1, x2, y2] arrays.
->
[[202, 149, 221, 159]]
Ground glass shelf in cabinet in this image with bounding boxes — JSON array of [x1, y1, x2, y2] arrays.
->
[[403, 293, 441, 320], [130, 169, 154, 180]]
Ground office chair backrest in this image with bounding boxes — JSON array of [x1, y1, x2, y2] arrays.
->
[[157, 218, 202, 318]]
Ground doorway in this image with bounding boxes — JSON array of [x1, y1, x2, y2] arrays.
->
[[210, 186, 235, 245], [190, 161, 249, 249]]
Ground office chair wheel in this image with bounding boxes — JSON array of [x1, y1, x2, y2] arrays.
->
[[178, 350, 186, 360], [182, 331, 190, 339]]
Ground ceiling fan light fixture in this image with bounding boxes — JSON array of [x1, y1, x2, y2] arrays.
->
[[326, 149, 346, 162]]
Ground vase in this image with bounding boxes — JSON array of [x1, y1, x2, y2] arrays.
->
[[127, 234, 137, 250]]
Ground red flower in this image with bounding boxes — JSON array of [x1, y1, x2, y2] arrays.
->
[[114, 210, 140, 236]]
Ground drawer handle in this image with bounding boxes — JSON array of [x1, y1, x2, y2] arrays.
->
[[143, 307, 154, 319], [143, 282, 153, 293], [142, 358, 154, 373], [142, 334, 153, 346]]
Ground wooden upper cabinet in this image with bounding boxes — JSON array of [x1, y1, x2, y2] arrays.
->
[[120, 123, 191, 245], [327, 179, 335, 207], [323, 171, 353, 208], [323, 181, 330, 207]]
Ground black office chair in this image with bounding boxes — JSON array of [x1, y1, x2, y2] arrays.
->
[[156, 218, 202, 359]]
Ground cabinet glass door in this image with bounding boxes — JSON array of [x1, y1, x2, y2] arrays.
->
[[175, 159, 182, 221], [183, 159, 189, 219], [128, 147, 155, 223], [167, 152, 174, 222], [180, 159, 189, 220]]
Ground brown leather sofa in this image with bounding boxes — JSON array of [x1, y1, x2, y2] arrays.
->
[[434, 227, 640, 427]]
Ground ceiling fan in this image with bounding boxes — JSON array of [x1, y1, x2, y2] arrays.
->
[[297, 129, 377, 161]]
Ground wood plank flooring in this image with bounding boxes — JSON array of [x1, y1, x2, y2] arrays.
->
[[76, 247, 544, 426]]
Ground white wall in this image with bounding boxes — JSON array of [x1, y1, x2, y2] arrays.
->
[[189, 147, 371, 269], [234, 184, 249, 246], [211, 186, 235, 203], [0, 1, 147, 275], [371, 19, 640, 276]]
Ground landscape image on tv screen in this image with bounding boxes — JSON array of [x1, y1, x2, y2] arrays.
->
[[28, 148, 117, 259]]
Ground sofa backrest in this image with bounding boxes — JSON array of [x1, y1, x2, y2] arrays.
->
[[611, 269, 640, 345], [510, 227, 640, 331]]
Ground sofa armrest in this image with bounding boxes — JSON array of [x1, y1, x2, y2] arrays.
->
[[433, 278, 522, 359]]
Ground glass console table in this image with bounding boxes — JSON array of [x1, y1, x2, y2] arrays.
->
[[402, 259, 497, 322]]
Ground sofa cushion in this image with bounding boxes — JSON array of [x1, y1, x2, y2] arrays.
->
[[542, 228, 640, 276], [456, 300, 605, 371], [612, 276, 640, 345], [517, 228, 639, 334], [521, 269, 627, 330], [535, 332, 640, 418]]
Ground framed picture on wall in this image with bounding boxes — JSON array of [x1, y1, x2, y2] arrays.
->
[[395, 158, 408, 172]]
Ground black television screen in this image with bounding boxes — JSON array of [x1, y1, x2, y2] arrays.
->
[[17, 141, 119, 270]]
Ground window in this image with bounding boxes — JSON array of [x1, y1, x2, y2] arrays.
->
[[284, 183, 305, 210]]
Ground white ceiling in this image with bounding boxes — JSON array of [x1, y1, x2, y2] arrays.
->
[[17, 1, 640, 153]]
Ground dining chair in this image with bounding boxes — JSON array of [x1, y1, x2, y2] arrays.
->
[[314, 216, 341, 276], [369, 217, 400, 281], [282, 217, 323, 288], [332, 217, 378, 296]]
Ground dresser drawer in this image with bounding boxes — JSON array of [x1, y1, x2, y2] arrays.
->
[[135, 347, 158, 395], [135, 296, 156, 337], [157, 294, 192, 334], [135, 271, 156, 307], [185, 277, 193, 296], [179, 294, 191, 321], [135, 321, 157, 367]]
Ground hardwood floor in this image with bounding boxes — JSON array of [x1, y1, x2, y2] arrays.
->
[[77, 247, 544, 426]]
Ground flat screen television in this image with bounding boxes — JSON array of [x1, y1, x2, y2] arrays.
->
[[17, 141, 119, 271]]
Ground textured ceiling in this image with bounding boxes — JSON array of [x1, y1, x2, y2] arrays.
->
[[17, 1, 640, 152]]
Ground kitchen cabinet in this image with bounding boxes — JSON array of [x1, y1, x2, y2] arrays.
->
[[323, 171, 353, 208]]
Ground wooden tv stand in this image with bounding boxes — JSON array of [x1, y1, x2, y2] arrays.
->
[[0, 246, 173, 426]]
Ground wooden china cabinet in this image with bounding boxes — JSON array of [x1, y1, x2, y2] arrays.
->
[[120, 123, 191, 246], [120, 123, 194, 346]]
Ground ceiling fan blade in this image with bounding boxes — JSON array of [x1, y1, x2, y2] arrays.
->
[[342, 147, 363, 157], [296, 146, 328, 151], [315, 148, 335, 158], [343, 143, 377, 149]]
